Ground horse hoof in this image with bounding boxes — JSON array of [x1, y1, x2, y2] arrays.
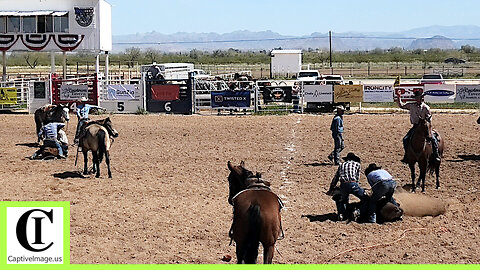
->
[[95, 174, 100, 178]]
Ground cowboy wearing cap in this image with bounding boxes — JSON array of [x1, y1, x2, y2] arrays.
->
[[327, 152, 368, 221], [364, 163, 399, 223], [74, 97, 105, 144], [395, 90, 440, 162], [328, 105, 345, 165]]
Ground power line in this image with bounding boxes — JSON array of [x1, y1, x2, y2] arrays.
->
[[113, 35, 480, 46]]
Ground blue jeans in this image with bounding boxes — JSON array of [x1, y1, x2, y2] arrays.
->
[[368, 180, 398, 223], [44, 139, 63, 156], [336, 182, 367, 216], [330, 133, 344, 164]]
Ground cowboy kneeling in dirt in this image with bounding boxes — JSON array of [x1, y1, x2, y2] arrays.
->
[[32, 122, 67, 159], [364, 163, 401, 223], [326, 152, 369, 221]]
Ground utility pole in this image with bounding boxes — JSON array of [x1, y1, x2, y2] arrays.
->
[[329, 31, 333, 75]]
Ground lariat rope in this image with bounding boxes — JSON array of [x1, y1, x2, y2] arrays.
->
[[326, 226, 449, 263]]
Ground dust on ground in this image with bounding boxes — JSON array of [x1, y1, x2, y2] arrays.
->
[[0, 113, 479, 264]]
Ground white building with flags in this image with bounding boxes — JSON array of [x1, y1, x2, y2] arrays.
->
[[0, 0, 111, 52], [0, 0, 112, 111]]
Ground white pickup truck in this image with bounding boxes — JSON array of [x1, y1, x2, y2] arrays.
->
[[297, 70, 320, 83]]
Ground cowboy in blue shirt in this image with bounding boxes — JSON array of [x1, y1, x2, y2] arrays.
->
[[364, 163, 400, 223], [74, 97, 105, 144], [328, 105, 345, 165], [35, 122, 66, 158]]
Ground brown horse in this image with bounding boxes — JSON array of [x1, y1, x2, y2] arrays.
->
[[227, 161, 283, 264], [34, 104, 70, 142], [80, 117, 118, 178], [404, 118, 444, 192]]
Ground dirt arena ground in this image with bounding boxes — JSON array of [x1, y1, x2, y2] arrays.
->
[[0, 112, 479, 264]]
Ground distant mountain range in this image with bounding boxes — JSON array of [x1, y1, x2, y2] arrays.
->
[[112, 25, 480, 52]]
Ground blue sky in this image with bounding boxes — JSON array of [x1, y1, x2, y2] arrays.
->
[[109, 0, 479, 36]]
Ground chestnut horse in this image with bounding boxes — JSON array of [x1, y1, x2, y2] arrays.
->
[[227, 161, 283, 264], [80, 117, 118, 178], [404, 118, 444, 192], [34, 104, 70, 142]]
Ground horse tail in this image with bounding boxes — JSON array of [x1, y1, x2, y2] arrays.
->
[[428, 132, 442, 176], [97, 129, 107, 164], [244, 204, 261, 264], [427, 157, 437, 176]]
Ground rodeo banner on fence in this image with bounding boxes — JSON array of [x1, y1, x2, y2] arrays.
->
[[455, 84, 480, 102], [211, 90, 251, 108], [363, 84, 394, 102], [303, 85, 333, 103], [261, 86, 293, 103], [333, 85, 363, 103], [0, 87, 17, 105], [107, 85, 137, 100], [424, 84, 456, 103], [59, 85, 89, 101], [394, 84, 424, 102]]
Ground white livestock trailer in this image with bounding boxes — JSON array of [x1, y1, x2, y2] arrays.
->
[[270, 49, 302, 79]]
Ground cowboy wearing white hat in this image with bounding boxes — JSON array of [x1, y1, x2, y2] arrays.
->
[[328, 105, 346, 165], [74, 97, 105, 144]]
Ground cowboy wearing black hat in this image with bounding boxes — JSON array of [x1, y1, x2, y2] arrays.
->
[[328, 105, 345, 165], [364, 163, 399, 223], [395, 90, 440, 162], [327, 152, 367, 221]]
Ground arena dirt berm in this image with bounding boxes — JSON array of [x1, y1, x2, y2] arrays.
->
[[0, 112, 479, 264]]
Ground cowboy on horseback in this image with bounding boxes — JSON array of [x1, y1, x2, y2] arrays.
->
[[395, 90, 441, 163], [74, 97, 105, 145]]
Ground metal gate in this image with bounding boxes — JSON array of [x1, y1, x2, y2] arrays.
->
[[255, 80, 303, 114], [145, 74, 193, 114], [193, 79, 256, 115], [0, 79, 32, 111]]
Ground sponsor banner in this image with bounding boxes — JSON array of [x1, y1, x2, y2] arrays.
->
[[424, 84, 455, 103], [107, 85, 137, 100], [394, 84, 424, 102], [1, 201, 70, 265], [211, 90, 251, 108], [261, 86, 293, 103], [303, 85, 333, 103], [455, 84, 480, 102], [334, 85, 363, 103], [151, 85, 179, 101], [59, 84, 88, 101], [0, 87, 17, 105], [363, 84, 394, 102]]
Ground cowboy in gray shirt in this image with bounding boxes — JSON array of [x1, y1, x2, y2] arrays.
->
[[395, 90, 440, 162]]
